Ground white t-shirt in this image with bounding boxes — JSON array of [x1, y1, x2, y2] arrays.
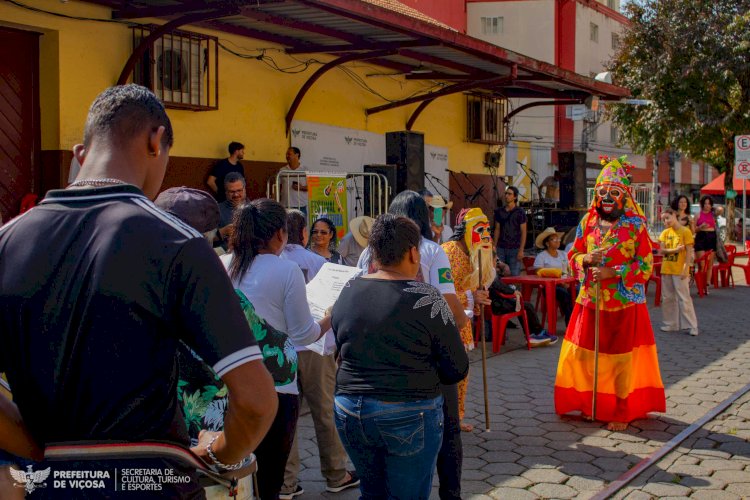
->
[[220, 253, 320, 395], [533, 250, 569, 276], [280, 165, 307, 209], [281, 244, 326, 283], [357, 237, 457, 295]]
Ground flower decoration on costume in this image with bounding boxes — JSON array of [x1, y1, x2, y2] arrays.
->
[[404, 281, 456, 326]]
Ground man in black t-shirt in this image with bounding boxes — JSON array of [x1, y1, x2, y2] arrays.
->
[[493, 185, 527, 276], [0, 85, 276, 498], [207, 141, 245, 202]]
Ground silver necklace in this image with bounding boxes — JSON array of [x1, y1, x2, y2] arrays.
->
[[69, 178, 127, 188]]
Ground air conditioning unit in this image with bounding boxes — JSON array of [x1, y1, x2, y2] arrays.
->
[[484, 152, 501, 169], [151, 37, 206, 106]]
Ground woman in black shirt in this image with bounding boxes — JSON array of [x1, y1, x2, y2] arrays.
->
[[332, 214, 468, 499]]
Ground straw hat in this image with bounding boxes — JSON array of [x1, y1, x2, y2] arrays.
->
[[427, 194, 453, 210], [535, 227, 564, 249], [350, 216, 375, 248]]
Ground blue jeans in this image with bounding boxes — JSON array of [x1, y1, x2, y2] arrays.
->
[[334, 394, 444, 500], [497, 247, 521, 276]]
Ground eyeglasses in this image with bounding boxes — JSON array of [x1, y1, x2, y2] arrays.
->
[[311, 230, 330, 235]]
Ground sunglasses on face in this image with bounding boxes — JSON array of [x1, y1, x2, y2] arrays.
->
[[596, 186, 623, 199]]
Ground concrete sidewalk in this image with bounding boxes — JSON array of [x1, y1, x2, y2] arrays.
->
[[293, 279, 750, 499]]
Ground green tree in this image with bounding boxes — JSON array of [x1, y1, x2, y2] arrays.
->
[[609, 0, 750, 239]]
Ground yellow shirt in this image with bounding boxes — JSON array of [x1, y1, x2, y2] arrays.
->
[[659, 225, 694, 275]]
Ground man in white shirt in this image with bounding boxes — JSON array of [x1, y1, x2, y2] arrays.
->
[[280, 147, 308, 215]]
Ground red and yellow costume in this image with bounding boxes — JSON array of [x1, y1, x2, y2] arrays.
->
[[442, 208, 495, 422], [554, 157, 666, 423]]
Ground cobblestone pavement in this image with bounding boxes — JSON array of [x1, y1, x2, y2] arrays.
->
[[293, 266, 750, 499]]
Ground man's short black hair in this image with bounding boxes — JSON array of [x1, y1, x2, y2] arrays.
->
[[83, 84, 173, 149], [224, 172, 246, 187], [505, 185, 519, 201], [229, 142, 245, 155], [369, 214, 420, 267], [289, 146, 301, 159]]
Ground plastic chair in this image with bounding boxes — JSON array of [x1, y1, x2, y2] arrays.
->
[[731, 242, 750, 285], [711, 244, 736, 288], [646, 255, 663, 306], [693, 250, 713, 298], [474, 301, 531, 354]]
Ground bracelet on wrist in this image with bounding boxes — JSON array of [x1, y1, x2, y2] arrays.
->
[[205, 434, 246, 471]]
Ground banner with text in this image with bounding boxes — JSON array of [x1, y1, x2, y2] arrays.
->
[[290, 120, 385, 173], [307, 174, 348, 239]]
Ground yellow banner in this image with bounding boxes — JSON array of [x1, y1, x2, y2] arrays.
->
[[307, 174, 348, 239]]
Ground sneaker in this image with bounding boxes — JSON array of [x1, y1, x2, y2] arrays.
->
[[279, 486, 304, 499], [660, 326, 679, 332], [326, 471, 360, 493], [536, 330, 559, 345], [688, 329, 699, 336], [529, 334, 552, 347]]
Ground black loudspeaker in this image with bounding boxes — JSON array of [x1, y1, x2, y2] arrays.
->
[[558, 151, 587, 209], [363, 164, 397, 217], [386, 131, 425, 193]]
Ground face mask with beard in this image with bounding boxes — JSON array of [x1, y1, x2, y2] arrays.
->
[[460, 209, 496, 290], [594, 184, 626, 222]]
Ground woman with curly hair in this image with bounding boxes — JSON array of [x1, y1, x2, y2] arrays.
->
[[308, 217, 344, 264]]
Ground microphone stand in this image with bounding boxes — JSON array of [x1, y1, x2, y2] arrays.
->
[[425, 172, 459, 201], [448, 170, 472, 205], [515, 161, 541, 203], [459, 171, 489, 204]]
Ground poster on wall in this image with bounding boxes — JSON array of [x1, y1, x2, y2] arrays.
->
[[503, 141, 552, 203], [290, 120, 385, 174], [307, 173, 348, 239]]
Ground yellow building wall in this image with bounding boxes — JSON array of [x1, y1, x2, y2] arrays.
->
[[0, 0, 497, 173]]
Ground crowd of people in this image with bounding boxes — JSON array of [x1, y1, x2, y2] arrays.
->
[[0, 85, 725, 499]]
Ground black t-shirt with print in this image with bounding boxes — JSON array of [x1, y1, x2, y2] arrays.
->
[[332, 278, 468, 402], [494, 206, 527, 249], [0, 185, 261, 450]]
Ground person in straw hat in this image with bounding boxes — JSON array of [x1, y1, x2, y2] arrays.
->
[[531, 226, 573, 334], [554, 156, 665, 432], [338, 216, 374, 267], [420, 189, 454, 243]]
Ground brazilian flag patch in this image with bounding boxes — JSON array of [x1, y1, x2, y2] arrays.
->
[[438, 268, 454, 283]]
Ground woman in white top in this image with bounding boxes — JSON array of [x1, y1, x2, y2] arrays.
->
[[221, 198, 331, 500], [532, 227, 573, 326]]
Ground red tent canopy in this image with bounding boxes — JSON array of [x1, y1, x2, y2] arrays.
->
[[700, 173, 750, 195]]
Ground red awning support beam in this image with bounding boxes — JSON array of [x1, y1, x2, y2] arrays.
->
[[286, 49, 397, 135], [116, 9, 235, 85], [405, 99, 434, 131], [367, 65, 518, 116], [503, 99, 584, 123]]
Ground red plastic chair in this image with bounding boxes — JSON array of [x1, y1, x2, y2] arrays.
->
[[646, 255, 663, 307], [711, 244, 736, 288], [731, 242, 750, 285], [474, 301, 531, 354], [693, 250, 714, 297]]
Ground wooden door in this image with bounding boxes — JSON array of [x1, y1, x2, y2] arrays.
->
[[0, 27, 40, 222]]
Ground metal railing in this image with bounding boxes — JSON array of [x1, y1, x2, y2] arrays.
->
[[267, 171, 390, 222]]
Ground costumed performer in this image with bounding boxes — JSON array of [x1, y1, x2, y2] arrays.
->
[[442, 208, 495, 433], [554, 156, 666, 431]]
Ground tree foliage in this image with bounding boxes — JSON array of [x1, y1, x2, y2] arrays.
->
[[608, 0, 750, 235]]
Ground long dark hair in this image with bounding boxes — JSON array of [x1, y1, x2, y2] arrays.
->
[[670, 195, 691, 215], [308, 217, 337, 251], [228, 198, 287, 282], [388, 190, 432, 240]]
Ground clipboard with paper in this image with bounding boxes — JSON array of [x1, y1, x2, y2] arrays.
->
[[305, 262, 362, 355]]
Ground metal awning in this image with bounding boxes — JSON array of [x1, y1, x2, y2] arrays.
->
[[87, 0, 629, 132]]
